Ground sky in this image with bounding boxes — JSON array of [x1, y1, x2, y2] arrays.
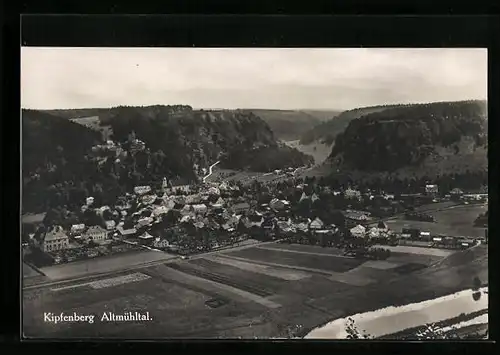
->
[[21, 47, 487, 111]]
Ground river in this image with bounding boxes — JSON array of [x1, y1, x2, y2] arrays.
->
[[305, 287, 488, 339]]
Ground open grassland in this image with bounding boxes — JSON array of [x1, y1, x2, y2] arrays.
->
[[226, 247, 365, 273], [23, 242, 487, 339], [385, 204, 487, 237]]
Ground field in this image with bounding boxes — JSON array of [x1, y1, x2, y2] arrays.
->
[[384, 204, 487, 237], [22, 213, 46, 225], [23, 262, 43, 278], [38, 250, 177, 281], [206, 167, 291, 185], [226, 246, 365, 273], [23, 240, 488, 339]]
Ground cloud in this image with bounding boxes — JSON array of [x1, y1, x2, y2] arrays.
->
[[21, 47, 487, 110]]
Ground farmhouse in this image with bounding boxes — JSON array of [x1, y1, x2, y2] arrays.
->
[[85, 225, 108, 242]]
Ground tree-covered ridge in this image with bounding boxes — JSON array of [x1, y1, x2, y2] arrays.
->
[[329, 100, 487, 173], [22, 107, 313, 213], [299, 104, 402, 145]]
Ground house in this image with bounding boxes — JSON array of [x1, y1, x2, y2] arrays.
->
[[425, 184, 439, 195], [86, 197, 94, 206], [208, 186, 221, 196], [138, 232, 154, 244], [130, 138, 146, 153], [163, 199, 176, 210], [420, 231, 431, 241], [311, 193, 320, 203], [137, 217, 154, 228], [269, 198, 285, 211], [248, 214, 264, 228], [345, 188, 361, 200], [299, 192, 309, 202], [70, 224, 85, 235], [192, 204, 208, 215], [232, 202, 250, 214], [367, 227, 381, 239], [152, 205, 170, 217], [214, 197, 225, 206], [85, 225, 108, 242], [219, 182, 229, 191], [117, 226, 137, 238], [180, 205, 193, 216], [104, 220, 116, 231], [41, 226, 69, 252], [185, 194, 202, 204], [134, 186, 152, 195], [377, 221, 389, 230], [153, 237, 170, 249], [180, 215, 193, 224], [142, 194, 157, 205], [309, 217, 325, 230], [194, 221, 205, 229], [350, 224, 366, 238]]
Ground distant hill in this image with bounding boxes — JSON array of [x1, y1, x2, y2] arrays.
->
[[242, 109, 341, 141], [327, 100, 488, 179], [300, 105, 401, 145], [23, 106, 313, 213]]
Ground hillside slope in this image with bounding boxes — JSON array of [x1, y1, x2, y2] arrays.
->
[[327, 100, 487, 178], [22, 107, 313, 213], [300, 105, 401, 145]]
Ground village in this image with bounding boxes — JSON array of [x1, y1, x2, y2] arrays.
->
[[21, 137, 489, 268]]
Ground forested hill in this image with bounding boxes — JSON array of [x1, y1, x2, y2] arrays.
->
[[300, 104, 401, 145], [328, 100, 488, 175], [22, 106, 313, 213]]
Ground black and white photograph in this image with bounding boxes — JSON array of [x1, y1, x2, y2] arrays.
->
[[21, 47, 488, 339]]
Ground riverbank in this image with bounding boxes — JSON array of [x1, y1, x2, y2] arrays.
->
[[304, 286, 488, 339]]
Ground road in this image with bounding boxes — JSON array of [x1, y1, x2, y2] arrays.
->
[[202, 161, 220, 183], [23, 238, 282, 291]]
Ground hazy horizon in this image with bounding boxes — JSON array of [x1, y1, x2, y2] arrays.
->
[[21, 48, 487, 111]]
